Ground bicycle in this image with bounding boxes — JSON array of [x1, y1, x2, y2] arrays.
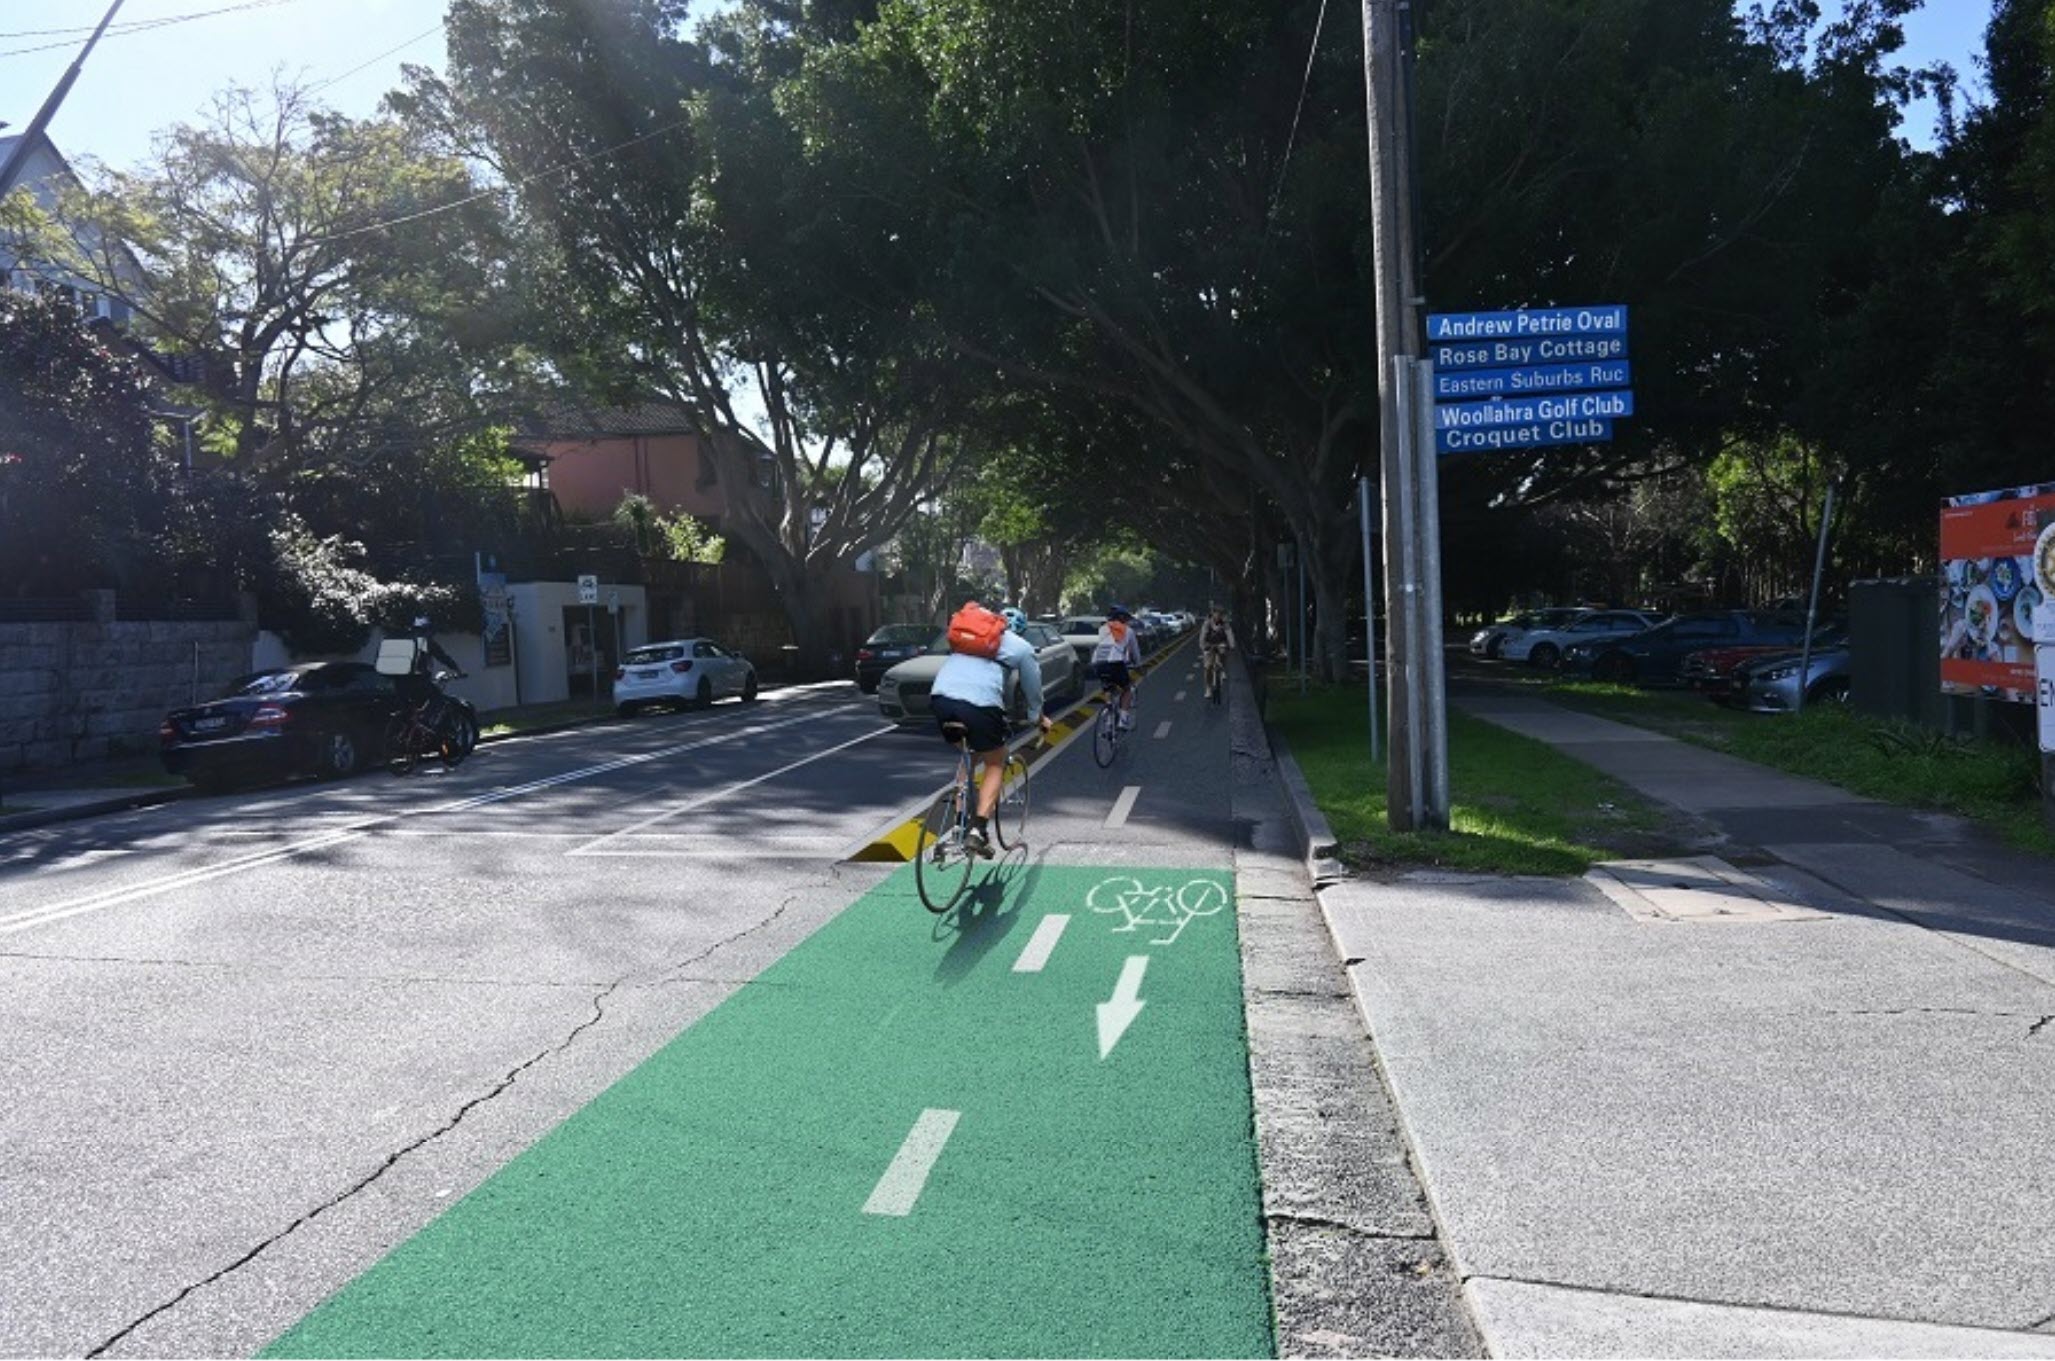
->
[[914, 723, 1031, 915], [385, 673, 474, 775], [1092, 682, 1137, 767], [1202, 646, 1228, 705]]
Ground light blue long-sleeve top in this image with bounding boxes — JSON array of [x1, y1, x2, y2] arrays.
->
[[932, 629, 1044, 715]]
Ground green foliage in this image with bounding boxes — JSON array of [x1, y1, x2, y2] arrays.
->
[[614, 492, 727, 564], [256, 524, 473, 656], [0, 292, 169, 594]]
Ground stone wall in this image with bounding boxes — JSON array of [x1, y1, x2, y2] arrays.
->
[[0, 598, 257, 772]]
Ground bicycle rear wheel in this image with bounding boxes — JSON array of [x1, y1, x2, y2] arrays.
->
[[993, 752, 1030, 850], [914, 786, 973, 914], [1092, 703, 1119, 768]]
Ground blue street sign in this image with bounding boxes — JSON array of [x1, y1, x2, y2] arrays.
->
[[1426, 305, 1627, 344], [1434, 360, 1632, 401], [1431, 333, 1629, 372], [1435, 419, 1615, 455], [1435, 390, 1634, 431]]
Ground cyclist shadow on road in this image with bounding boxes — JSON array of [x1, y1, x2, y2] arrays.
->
[[931, 848, 1042, 986]]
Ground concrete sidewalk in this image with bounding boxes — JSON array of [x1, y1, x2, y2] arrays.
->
[[1318, 692, 2055, 1357]]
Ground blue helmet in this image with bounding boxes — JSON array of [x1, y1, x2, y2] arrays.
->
[[1001, 606, 1028, 635], [1106, 604, 1133, 622]]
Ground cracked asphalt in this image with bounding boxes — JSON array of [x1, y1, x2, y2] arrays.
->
[[2, 657, 1475, 1357]]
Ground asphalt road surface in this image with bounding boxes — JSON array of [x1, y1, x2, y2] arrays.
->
[[1, 638, 1292, 1358]]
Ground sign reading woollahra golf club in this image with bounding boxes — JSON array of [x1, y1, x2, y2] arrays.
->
[[1426, 304, 1636, 454]]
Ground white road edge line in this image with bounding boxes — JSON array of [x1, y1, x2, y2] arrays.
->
[[1153, 721, 1171, 739], [862, 1108, 961, 1216], [567, 726, 894, 856], [1012, 914, 1071, 973], [1105, 785, 1142, 829]]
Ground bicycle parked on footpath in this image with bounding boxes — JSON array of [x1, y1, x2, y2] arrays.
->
[[914, 721, 1032, 914]]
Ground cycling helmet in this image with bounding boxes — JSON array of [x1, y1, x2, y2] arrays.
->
[[1001, 606, 1028, 635], [1107, 604, 1133, 622]]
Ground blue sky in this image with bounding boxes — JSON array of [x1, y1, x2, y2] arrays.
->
[[0, 0, 1999, 171]]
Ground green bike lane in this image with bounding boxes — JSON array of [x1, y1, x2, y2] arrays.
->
[[265, 840, 1270, 1360]]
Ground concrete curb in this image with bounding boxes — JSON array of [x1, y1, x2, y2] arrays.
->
[[0, 786, 195, 836], [1263, 723, 1348, 887]]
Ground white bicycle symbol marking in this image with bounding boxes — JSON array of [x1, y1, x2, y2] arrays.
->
[[1086, 877, 1229, 945]]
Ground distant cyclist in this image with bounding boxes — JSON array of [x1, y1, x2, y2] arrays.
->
[[1092, 606, 1143, 731], [931, 604, 1053, 858], [1201, 608, 1237, 698]]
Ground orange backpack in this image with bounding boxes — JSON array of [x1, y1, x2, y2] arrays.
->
[[946, 601, 1008, 659]]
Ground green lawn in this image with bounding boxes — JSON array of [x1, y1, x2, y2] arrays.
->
[[1269, 681, 1677, 875], [1545, 681, 2053, 855]]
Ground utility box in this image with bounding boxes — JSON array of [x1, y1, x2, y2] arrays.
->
[[1850, 577, 1941, 727]]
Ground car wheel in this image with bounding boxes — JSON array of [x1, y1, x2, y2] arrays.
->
[[696, 678, 714, 709], [1594, 653, 1635, 685], [1808, 676, 1851, 705], [742, 671, 759, 702], [319, 731, 359, 780], [1529, 642, 1561, 669]]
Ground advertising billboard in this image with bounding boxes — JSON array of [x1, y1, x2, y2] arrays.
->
[[1938, 483, 2055, 701]]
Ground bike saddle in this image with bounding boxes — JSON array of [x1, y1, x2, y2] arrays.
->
[[940, 720, 971, 744]]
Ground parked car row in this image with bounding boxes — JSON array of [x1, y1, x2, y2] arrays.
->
[[162, 634, 764, 793], [1467, 605, 1853, 710]]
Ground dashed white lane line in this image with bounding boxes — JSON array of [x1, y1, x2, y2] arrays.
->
[[1153, 721, 1172, 739], [863, 1108, 961, 1216], [1105, 785, 1142, 829], [1174, 691, 1187, 703], [1011, 914, 1071, 973]]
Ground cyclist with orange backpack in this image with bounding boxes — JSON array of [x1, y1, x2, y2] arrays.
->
[[1092, 605, 1143, 731], [931, 603, 1053, 857]]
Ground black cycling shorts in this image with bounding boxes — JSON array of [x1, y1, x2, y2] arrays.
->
[[1094, 660, 1133, 690], [931, 693, 1009, 753]]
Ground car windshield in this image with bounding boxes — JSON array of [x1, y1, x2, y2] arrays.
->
[[226, 671, 306, 696], [626, 645, 685, 664], [1062, 618, 1101, 633], [926, 630, 952, 655], [867, 625, 930, 645]]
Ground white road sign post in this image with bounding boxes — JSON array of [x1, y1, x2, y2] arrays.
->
[[577, 575, 601, 708]]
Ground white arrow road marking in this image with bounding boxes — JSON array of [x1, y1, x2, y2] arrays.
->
[[1105, 785, 1141, 828], [1153, 721, 1171, 739], [1174, 690, 1187, 702], [863, 1108, 960, 1216], [1096, 956, 1149, 1059], [1011, 913, 1071, 973]]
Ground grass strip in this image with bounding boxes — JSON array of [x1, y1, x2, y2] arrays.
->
[[1269, 681, 1674, 875], [1545, 681, 2053, 855], [478, 698, 618, 739]]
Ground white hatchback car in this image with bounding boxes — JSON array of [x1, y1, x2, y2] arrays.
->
[[614, 638, 759, 715]]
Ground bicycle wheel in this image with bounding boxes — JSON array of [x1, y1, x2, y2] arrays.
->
[[914, 786, 973, 914], [993, 752, 1030, 850], [384, 715, 418, 774], [1092, 702, 1119, 768]]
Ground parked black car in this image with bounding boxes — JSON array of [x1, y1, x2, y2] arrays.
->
[[1561, 611, 1809, 686], [161, 662, 410, 791], [855, 624, 935, 693]]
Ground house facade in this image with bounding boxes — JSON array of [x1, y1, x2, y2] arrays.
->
[[0, 131, 135, 326]]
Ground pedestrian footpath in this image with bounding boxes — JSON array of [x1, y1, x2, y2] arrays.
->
[[1309, 690, 2055, 1357]]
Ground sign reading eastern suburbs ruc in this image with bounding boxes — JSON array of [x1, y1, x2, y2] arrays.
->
[[1425, 304, 1637, 454]]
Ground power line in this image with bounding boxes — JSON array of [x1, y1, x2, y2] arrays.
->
[[304, 114, 694, 246], [308, 23, 440, 95], [1266, 0, 1332, 224], [0, 0, 306, 59]]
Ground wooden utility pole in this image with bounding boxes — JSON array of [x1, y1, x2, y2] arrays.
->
[[0, 0, 127, 201], [1361, 0, 1448, 830]]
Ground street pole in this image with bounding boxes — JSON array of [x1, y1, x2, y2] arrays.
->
[[1359, 477, 1381, 762], [587, 602, 598, 711], [1413, 358, 1451, 821], [1794, 481, 1838, 716], [1361, 0, 1443, 831], [0, 0, 127, 201], [1297, 549, 1308, 696]]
